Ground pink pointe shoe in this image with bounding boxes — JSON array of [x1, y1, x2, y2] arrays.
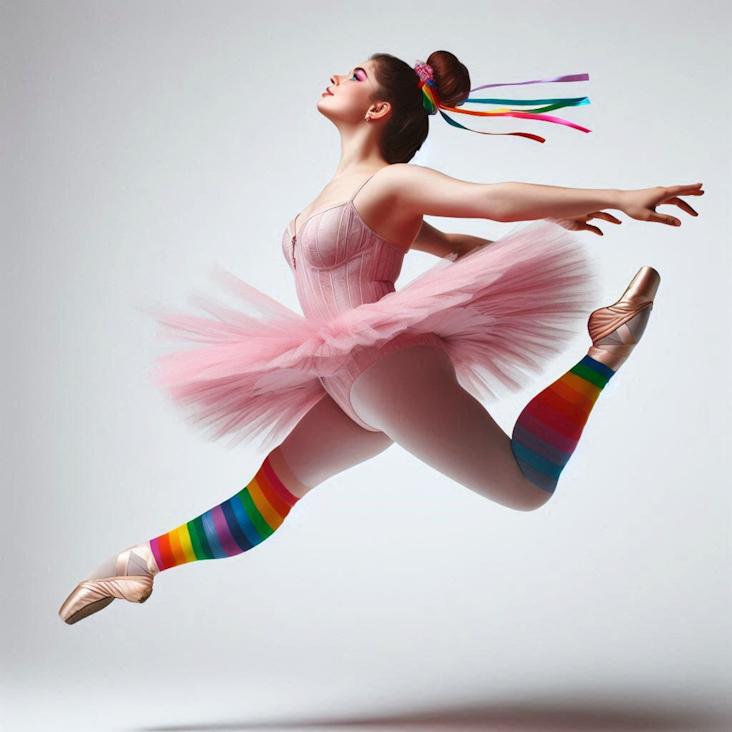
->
[[587, 265, 661, 372], [59, 543, 159, 625]]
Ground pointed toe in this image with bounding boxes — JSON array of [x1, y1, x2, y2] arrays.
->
[[58, 575, 154, 625]]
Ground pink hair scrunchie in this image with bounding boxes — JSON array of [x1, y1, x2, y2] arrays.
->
[[414, 60, 439, 115], [414, 61, 434, 84]]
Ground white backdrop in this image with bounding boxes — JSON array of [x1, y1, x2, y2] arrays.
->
[[2, 1, 730, 730]]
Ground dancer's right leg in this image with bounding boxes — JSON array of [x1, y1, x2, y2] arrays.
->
[[351, 345, 550, 512], [350, 267, 660, 512], [59, 393, 394, 624], [510, 266, 659, 494]]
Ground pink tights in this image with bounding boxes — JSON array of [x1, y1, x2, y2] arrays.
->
[[274, 345, 550, 512]]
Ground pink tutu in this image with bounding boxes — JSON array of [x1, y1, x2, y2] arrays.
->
[[142, 219, 601, 453]]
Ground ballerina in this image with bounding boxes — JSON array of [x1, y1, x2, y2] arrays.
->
[[59, 51, 703, 625]]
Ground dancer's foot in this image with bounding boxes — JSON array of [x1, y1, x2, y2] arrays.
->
[[587, 265, 661, 371], [59, 542, 159, 625]]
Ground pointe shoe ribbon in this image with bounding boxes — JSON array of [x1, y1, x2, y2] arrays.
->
[[587, 332, 643, 368]]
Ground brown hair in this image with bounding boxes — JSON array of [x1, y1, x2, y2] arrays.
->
[[368, 50, 471, 164]]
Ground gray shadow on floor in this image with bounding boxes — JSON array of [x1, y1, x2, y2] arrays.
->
[[134, 695, 730, 732]]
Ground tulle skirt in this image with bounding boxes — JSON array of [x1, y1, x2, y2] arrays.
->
[[142, 219, 602, 453]]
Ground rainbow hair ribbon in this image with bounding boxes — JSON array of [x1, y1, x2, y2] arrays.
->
[[418, 71, 592, 143]]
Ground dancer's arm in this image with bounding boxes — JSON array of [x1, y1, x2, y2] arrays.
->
[[452, 233, 494, 259], [389, 164, 703, 227], [497, 182, 702, 226], [412, 220, 493, 259]]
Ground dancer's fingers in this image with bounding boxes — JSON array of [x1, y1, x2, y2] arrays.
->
[[664, 196, 699, 216], [667, 183, 704, 196], [646, 210, 682, 226], [588, 211, 622, 224]]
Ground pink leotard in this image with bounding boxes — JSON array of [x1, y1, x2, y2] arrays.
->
[[281, 171, 448, 431]]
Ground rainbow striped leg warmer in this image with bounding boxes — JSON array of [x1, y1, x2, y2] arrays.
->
[[149, 453, 300, 572], [510, 354, 616, 494]]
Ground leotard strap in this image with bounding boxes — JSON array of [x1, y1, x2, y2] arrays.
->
[[349, 169, 384, 202]]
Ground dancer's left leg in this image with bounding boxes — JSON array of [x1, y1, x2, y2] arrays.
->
[[61, 393, 394, 623], [84, 393, 394, 579], [80, 451, 305, 580], [149, 451, 302, 573]]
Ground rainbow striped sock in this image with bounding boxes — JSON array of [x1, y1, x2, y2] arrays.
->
[[510, 354, 616, 494], [149, 454, 300, 572]]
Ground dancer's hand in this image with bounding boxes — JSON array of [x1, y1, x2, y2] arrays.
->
[[618, 183, 704, 227], [549, 212, 622, 237]]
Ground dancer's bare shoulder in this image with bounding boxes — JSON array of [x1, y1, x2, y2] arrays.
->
[[356, 164, 479, 252], [386, 163, 505, 222]]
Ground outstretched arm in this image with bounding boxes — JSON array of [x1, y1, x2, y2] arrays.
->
[[493, 181, 624, 222], [388, 164, 704, 228], [495, 181, 704, 226]]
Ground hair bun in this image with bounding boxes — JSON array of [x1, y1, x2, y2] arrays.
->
[[425, 50, 470, 108]]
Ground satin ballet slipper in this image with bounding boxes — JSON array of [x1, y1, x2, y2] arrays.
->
[[587, 265, 661, 372], [59, 543, 159, 625]]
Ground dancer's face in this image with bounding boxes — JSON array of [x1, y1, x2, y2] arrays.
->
[[317, 59, 390, 125]]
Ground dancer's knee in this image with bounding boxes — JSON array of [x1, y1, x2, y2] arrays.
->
[[516, 483, 554, 512]]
